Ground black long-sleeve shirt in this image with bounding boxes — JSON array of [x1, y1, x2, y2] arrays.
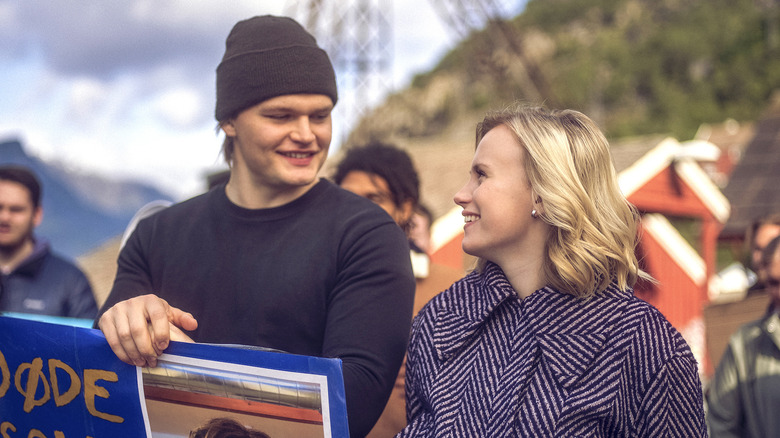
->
[[97, 180, 415, 436]]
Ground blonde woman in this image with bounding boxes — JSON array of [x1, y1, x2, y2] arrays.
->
[[397, 106, 706, 437]]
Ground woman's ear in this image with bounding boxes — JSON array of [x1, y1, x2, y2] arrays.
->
[[533, 195, 545, 216]]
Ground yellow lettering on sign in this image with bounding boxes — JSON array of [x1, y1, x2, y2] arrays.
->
[[83, 369, 123, 423], [48, 359, 80, 407], [0, 349, 10, 398], [14, 358, 51, 413], [1, 421, 17, 438]]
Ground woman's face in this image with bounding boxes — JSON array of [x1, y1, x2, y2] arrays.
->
[[453, 124, 543, 265]]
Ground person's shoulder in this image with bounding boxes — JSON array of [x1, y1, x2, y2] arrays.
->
[[319, 179, 389, 215], [315, 179, 400, 230], [615, 291, 695, 357], [160, 191, 212, 214], [137, 191, 212, 226], [729, 310, 775, 344], [41, 250, 89, 277]]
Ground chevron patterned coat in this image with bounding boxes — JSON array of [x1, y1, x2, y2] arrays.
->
[[398, 262, 707, 437]]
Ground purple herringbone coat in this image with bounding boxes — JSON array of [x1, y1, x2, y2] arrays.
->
[[398, 262, 707, 437]]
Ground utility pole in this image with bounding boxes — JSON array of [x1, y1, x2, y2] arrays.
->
[[285, 0, 394, 146]]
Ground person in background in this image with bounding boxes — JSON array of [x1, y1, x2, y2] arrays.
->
[[95, 16, 414, 437], [745, 213, 780, 296], [334, 142, 418, 233], [332, 142, 462, 437], [189, 417, 271, 438], [398, 105, 706, 436], [707, 234, 780, 437], [409, 204, 435, 256], [0, 165, 96, 319]]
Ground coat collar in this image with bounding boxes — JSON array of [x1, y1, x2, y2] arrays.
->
[[433, 262, 631, 388], [762, 311, 780, 351], [6, 237, 50, 277], [432, 263, 515, 362]]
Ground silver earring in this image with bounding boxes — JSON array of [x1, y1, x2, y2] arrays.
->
[[531, 209, 538, 218]]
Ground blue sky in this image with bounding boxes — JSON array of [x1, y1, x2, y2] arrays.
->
[[0, 0, 524, 200]]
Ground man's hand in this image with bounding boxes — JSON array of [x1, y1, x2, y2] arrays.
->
[[98, 294, 198, 367]]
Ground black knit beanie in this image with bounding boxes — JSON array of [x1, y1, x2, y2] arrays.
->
[[215, 15, 338, 121]]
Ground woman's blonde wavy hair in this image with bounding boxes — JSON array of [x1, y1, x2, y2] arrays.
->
[[475, 104, 651, 297]]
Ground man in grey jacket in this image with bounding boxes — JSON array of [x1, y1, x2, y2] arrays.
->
[[707, 234, 780, 437]]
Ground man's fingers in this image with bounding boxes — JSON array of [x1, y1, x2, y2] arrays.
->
[[146, 296, 173, 353], [168, 322, 195, 343], [169, 307, 199, 332], [99, 303, 150, 367], [98, 314, 134, 365], [97, 294, 178, 368]]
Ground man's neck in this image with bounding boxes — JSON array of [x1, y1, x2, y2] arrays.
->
[[225, 175, 319, 210], [0, 239, 35, 274]]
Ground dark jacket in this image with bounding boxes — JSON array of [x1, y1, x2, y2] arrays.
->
[[0, 238, 97, 319], [707, 310, 780, 437]]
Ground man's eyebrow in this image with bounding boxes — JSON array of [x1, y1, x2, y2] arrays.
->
[[262, 104, 333, 113]]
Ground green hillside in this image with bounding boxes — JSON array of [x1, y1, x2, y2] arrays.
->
[[352, 0, 779, 143]]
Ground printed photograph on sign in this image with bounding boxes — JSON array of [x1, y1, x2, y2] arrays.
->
[[142, 354, 331, 438]]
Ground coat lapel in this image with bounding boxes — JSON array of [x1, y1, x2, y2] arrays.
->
[[433, 262, 631, 389], [433, 263, 518, 362], [529, 284, 630, 389]]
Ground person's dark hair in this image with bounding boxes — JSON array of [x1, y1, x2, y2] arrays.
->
[[415, 203, 433, 229], [761, 235, 780, 270], [332, 142, 420, 212], [189, 417, 271, 438], [0, 165, 42, 209]]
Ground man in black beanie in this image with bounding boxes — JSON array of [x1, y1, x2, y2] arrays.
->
[[96, 16, 415, 437]]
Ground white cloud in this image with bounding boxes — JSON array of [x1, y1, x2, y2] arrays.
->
[[67, 78, 110, 122], [0, 0, 492, 200], [151, 87, 205, 129]]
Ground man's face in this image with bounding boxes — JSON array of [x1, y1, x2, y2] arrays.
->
[[765, 252, 780, 306], [0, 180, 41, 251], [221, 94, 333, 205], [339, 170, 412, 227], [752, 223, 780, 282]]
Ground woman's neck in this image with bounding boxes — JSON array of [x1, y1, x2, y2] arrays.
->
[[499, 257, 546, 300]]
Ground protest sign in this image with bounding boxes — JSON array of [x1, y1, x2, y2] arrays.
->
[[0, 316, 147, 437], [0, 316, 349, 437]]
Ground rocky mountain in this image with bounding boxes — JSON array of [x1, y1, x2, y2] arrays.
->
[[0, 138, 174, 259]]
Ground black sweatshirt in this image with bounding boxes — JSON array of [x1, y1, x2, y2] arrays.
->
[[98, 179, 415, 436]]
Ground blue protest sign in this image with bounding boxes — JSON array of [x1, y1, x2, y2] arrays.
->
[[0, 315, 148, 437], [0, 316, 349, 437]]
